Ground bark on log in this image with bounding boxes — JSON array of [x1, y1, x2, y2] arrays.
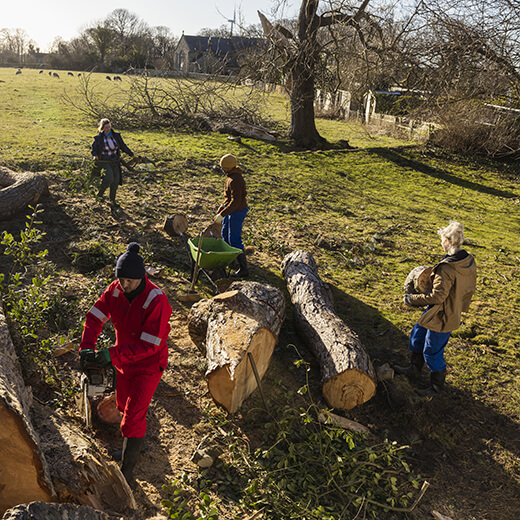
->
[[281, 250, 376, 410], [404, 265, 433, 294], [187, 281, 285, 413], [0, 167, 49, 221], [1, 502, 120, 520], [0, 300, 55, 517], [32, 402, 136, 512]]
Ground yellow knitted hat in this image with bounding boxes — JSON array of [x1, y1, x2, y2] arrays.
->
[[219, 154, 237, 171]]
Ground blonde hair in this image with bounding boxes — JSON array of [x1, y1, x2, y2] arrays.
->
[[98, 118, 111, 133], [438, 221, 465, 254]]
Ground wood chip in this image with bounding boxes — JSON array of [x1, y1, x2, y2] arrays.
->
[[318, 410, 370, 434]]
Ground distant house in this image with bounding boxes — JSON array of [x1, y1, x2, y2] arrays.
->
[[173, 34, 265, 75]]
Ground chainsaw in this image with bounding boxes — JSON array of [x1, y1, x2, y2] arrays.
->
[[80, 365, 116, 428]]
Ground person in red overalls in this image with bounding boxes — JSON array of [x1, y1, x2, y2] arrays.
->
[[79, 242, 172, 487]]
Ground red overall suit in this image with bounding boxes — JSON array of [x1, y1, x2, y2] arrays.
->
[[79, 276, 172, 438]]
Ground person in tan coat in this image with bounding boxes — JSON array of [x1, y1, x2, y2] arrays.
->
[[395, 221, 477, 395]]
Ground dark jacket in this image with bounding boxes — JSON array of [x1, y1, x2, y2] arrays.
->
[[218, 166, 248, 217], [409, 250, 477, 332], [91, 131, 133, 160]]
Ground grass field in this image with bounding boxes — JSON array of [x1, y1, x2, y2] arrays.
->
[[1, 66, 519, 519]]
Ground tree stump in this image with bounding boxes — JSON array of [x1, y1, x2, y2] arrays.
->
[[187, 281, 285, 413], [404, 266, 433, 294], [0, 167, 49, 221], [281, 250, 376, 410], [0, 300, 55, 516]]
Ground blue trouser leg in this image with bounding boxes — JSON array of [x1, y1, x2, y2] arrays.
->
[[221, 207, 248, 250], [409, 323, 450, 372]]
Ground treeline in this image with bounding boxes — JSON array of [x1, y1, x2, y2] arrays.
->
[[1, 9, 178, 72]]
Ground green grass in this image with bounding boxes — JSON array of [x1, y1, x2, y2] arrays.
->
[[1, 65, 520, 518]]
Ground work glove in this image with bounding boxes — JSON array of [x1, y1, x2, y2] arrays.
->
[[214, 214, 223, 224], [94, 348, 112, 366], [403, 294, 413, 306], [79, 349, 96, 371]]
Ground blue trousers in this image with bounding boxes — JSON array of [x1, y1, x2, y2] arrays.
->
[[222, 207, 248, 250], [409, 323, 450, 372]]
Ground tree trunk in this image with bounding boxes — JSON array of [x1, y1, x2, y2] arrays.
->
[[0, 300, 55, 516], [0, 167, 49, 221], [289, 62, 324, 148], [281, 250, 377, 410], [0, 300, 135, 517], [187, 281, 285, 413]]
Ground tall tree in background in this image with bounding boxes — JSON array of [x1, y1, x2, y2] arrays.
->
[[259, 0, 380, 148]]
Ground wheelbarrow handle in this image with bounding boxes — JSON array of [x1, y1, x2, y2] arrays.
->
[[188, 231, 204, 293]]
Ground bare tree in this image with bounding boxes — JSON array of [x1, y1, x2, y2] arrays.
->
[[259, 0, 383, 148]]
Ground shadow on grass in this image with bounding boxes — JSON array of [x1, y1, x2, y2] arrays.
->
[[369, 147, 518, 199], [270, 282, 520, 520]]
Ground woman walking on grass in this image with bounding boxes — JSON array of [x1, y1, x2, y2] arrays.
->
[[91, 118, 134, 208]]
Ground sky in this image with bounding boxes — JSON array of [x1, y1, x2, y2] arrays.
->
[[3, 0, 299, 52]]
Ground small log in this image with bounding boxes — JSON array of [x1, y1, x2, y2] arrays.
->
[[187, 281, 285, 413], [162, 213, 188, 237], [281, 250, 377, 410], [318, 410, 371, 434], [0, 300, 55, 516], [0, 166, 49, 221], [404, 265, 433, 294]]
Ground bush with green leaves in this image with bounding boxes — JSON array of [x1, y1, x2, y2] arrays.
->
[[0, 205, 80, 406], [161, 374, 428, 520]]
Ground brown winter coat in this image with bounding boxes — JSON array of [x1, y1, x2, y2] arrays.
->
[[408, 251, 477, 332], [218, 167, 247, 217]]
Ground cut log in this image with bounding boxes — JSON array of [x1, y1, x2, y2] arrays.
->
[[1, 502, 118, 520], [0, 166, 49, 221], [0, 300, 55, 517], [31, 402, 136, 512], [187, 281, 285, 413], [162, 213, 188, 237], [404, 265, 433, 294], [281, 250, 377, 410]]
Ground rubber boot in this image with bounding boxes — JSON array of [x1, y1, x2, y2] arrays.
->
[[416, 369, 446, 397], [121, 437, 145, 488], [113, 438, 145, 461], [394, 352, 424, 381], [231, 253, 249, 278]]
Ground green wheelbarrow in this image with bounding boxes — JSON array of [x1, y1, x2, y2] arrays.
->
[[186, 237, 242, 295]]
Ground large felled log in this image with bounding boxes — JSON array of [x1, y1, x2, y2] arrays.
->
[[0, 300, 55, 517], [32, 402, 136, 512], [281, 250, 376, 410], [0, 166, 49, 221], [187, 281, 285, 413], [1, 502, 119, 520]]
